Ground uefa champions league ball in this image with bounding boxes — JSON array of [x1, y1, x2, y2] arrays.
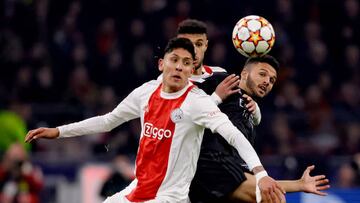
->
[[232, 15, 275, 57]]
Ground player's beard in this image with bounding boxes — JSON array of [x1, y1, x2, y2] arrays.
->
[[246, 76, 267, 98]]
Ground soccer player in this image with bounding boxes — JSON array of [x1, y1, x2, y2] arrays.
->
[[175, 19, 330, 203], [25, 37, 285, 203]]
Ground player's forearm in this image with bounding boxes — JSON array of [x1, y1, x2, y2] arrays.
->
[[216, 122, 262, 170], [277, 180, 302, 193], [58, 113, 125, 138]]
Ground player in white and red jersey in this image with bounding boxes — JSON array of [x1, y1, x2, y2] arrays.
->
[[25, 37, 285, 203]]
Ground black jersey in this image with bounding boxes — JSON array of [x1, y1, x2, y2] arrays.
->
[[190, 70, 258, 202], [195, 71, 256, 154]]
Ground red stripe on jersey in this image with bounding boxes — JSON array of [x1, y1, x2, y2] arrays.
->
[[203, 65, 213, 75], [126, 84, 194, 202]]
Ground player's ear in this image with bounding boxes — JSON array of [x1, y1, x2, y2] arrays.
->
[[241, 69, 248, 80], [158, 58, 164, 71], [204, 40, 209, 51]]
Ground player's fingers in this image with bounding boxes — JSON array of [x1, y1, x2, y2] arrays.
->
[[228, 78, 240, 89], [246, 101, 256, 108], [25, 130, 35, 142], [26, 128, 46, 142], [314, 175, 326, 181], [317, 185, 330, 191], [247, 105, 256, 114], [270, 189, 281, 203], [229, 89, 241, 95], [305, 165, 315, 175], [316, 178, 329, 185], [221, 74, 236, 84], [25, 129, 40, 142], [274, 187, 286, 203], [261, 190, 273, 203], [313, 190, 328, 196], [242, 94, 252, 101], [274, 182, 286, 195]]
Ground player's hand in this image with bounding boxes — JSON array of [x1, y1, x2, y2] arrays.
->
[[258, 176, 286, 203], [215, 74, 240, 100], [25, 127, 60, 143], [300, 165, 330, 196], [242, 94, 257, 114]]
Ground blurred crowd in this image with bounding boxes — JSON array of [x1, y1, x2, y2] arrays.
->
[[0, 0, 360, 201]]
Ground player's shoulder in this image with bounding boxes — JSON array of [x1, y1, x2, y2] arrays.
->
[[186, 85, 218, 112], [143, 79, 161, 87], [135, 80, 160, 93], [190, 85, 209, 97], [190, 85, 208, 95]]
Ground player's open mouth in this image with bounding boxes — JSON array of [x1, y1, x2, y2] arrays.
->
[[172, 75, 181, 80], [258, 86, 266, 94], [259, 85, 266, 92]]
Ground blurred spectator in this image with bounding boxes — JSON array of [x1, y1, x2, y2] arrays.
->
[[0, 143, 43, 203], [0, 110, 28, 154], [99, 153, 134, 199], [96, 18, 118, 56]]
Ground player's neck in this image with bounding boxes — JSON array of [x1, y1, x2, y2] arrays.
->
[[192, 65, 204, 76]]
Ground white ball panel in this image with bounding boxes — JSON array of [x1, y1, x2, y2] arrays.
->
[[238, 27, 250, 40], [247, 19, 261, 32], [256, 41, 270, 53], [245, 15, 260, 20], [241, 41, 255, 53], [260, 27, 272, 40]]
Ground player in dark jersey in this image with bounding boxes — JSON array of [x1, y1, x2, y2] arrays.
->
[[176, 19, 330, 203]]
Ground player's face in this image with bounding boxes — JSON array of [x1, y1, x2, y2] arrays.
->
[[177, 33, 208, 70], [243, 62, 277, 97], [159, 48, 194, 93]]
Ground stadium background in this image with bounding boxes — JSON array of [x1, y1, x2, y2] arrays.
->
[[0, 0, 359, 202]]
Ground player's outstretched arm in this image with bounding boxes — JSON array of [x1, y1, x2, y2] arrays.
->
[[25, 127, 59, 143], [211, 74, 240, 104], [278, 165, 330, 196]]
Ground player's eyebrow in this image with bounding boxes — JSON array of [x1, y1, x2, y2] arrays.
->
[[259, 68, 277, 80], [169, 53, 193, 61]]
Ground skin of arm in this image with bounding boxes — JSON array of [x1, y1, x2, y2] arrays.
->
[[278, 165, 329, 196]]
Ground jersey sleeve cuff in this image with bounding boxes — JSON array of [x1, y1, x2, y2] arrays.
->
[[210, 92, 223, 105]]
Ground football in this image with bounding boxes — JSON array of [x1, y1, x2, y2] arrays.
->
[[232, 15, 275, 57]]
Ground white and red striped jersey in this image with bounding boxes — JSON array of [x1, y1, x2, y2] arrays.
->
[[189, 65, 226, 83], [157, 65, 226, 83], [57, 79, 262, 202]]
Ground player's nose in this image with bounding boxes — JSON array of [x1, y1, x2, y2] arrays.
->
[[175, 63, 183, 71]]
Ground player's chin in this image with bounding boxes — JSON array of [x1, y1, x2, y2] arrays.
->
[[256, 90, 267, 98], [194, 62, 201, 70]]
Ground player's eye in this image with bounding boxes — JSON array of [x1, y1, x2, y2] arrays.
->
[[183, 59, 192, 66], [270, 77, 276, 84], [259, 72, 266, 77], [195, 42, 203, 47], [170, 57, 178, 63]]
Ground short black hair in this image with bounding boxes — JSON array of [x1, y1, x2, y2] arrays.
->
[[176, 19, 207, 35], [244, 55, 279, 72], [164, 37, 196, 60]]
